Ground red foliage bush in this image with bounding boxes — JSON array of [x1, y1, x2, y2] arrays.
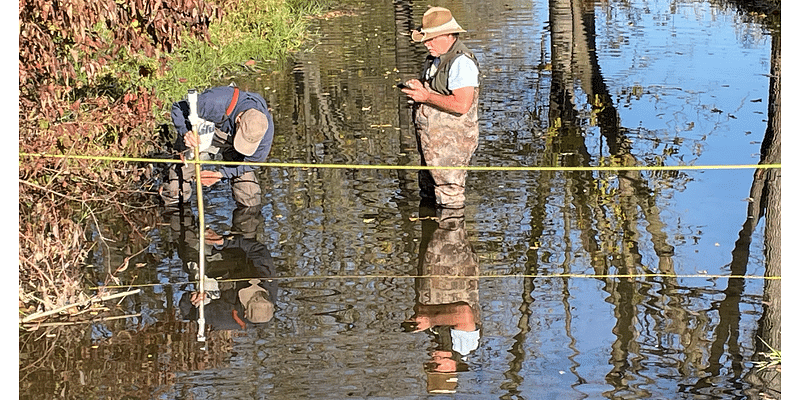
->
[[19, 0, 221, 317]]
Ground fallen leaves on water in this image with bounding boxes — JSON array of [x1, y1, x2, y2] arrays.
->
[[409, 215, 437, 222]]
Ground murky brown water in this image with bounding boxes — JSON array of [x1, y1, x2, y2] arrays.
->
[[20, 0, 780, 399]]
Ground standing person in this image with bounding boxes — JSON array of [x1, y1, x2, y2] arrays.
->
[[400, 6, 480, 209], [161, 85, 274, 207]]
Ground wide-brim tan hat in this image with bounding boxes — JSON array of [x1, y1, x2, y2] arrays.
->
[[411, 7, 466, 42]]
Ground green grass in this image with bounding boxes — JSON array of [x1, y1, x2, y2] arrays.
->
[[153, 0, 329, 107], [754, 337, 781, 372]]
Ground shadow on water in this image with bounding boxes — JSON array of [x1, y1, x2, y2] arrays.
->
[[20, 0, 779, 399]]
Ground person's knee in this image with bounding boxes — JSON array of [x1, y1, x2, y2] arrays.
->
[[161, 173, 192, 205], [232, 172, 262, 207], [235, 193, 262, 207], [435, 184, 465, 209], [233, 185, 262, 207]]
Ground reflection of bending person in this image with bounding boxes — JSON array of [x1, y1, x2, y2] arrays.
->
[[404, 204, 480, 394], [179, 206, 279, 329]]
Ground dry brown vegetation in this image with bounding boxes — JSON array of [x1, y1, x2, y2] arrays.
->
[[19, 0, 221, 322]]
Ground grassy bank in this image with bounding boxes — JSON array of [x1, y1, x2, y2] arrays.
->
[[155, 0, 328, 107], [19, 0, 329, 324]]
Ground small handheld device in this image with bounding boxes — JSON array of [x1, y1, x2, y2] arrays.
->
[[396, 82, 410, 89]]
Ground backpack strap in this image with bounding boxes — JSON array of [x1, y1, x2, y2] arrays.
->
[[225, 87, 240, 119]]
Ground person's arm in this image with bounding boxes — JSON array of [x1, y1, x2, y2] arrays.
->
[[173, 100, 213, 177], [178, 292, 198, 320], [177, 86, 234, 150], [402, 54, 478, 115], [402, 82, 474, 115], [223, 236, 275, 278], [410, 302, 477, 332], [174, 87, 235, 184], [171, 100, 191, 137]]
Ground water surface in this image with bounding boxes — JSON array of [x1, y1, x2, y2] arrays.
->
[[19, 0, 780, 399]]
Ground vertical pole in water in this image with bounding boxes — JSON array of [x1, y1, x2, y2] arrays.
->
[[188, 89, 206, 343]]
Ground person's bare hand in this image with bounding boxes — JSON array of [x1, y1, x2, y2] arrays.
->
[[205, 228, 224, 245], [190, 291, 206, 307], [413, 315, 432, 332], [184, 131, 200, 148], [430, 350, 458, 372], [199, 170, 222, 186], [404, 79, 423, 90], [401, 79, 430, 103]]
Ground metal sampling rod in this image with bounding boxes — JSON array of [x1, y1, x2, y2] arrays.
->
[[188, 89, 206, 343]]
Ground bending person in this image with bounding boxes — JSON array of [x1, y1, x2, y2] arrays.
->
[[161, 85, 274, 207]]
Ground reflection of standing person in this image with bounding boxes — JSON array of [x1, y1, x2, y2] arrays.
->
[[178, 206, 279, 329], [403, 204, 480, 394], [161, 85, 274, 207], [400, 7, 480, 209]]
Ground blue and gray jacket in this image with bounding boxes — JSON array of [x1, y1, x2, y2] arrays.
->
[[171, 86, 274, 179]]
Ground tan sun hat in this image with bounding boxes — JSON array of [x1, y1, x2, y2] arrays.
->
[[411, 7, 466, 42], [234, 109, 268, 156]]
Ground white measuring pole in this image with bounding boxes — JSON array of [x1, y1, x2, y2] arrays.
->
[[188, 89, 207, 343]]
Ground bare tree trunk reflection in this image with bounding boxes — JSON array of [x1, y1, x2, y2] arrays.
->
[[547, 0, 699, 396], [501, 175, 549, 398], [691, 11, 780, 399], [741, 28, 781, 400], [548, 0, 592, 166], [393, 0, 422, 206]]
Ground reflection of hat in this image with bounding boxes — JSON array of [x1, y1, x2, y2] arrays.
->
[[426, 372, 458, 394], [238, 279, 274, 323], [234, 109, 268, 156], [411, 7, 467, 42]]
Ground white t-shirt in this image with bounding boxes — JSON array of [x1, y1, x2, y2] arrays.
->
[[448, 55, 480, 90], [451, 328, 480, 356]]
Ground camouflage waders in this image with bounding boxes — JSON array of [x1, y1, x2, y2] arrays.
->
[[161, 155, 262, 207], [413, 86, 480, 208], [415, 206, 480, 318]]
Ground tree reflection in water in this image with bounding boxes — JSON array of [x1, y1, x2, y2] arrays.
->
[[18, 0, 779, 398]]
